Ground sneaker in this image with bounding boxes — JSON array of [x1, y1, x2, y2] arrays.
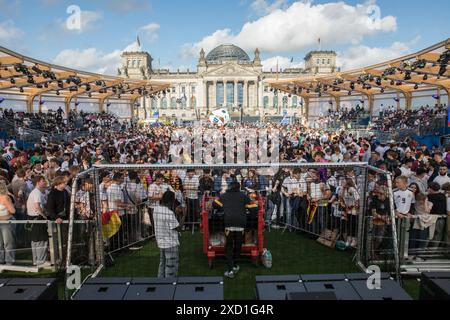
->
[[271, 224, 280, 229], [37, 262, 52, 268], [224, 271, 235, 279], [232, 265, 240, 273]]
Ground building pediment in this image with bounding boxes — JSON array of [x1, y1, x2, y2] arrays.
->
[[202, 62, 260, 78]]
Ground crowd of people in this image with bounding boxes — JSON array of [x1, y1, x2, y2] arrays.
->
[[0, 107, 449, 270], [315, 104, 368, 128], [0, 108, 124, 138], [369, 103, 448, 133]]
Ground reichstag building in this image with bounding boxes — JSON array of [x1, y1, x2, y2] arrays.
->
[[118, 44, 337, 120]]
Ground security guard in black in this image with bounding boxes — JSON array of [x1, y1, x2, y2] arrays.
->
[[213, 182, 257, 277]]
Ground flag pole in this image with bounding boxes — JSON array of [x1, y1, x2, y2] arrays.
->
[[276, 58, 279, 81]]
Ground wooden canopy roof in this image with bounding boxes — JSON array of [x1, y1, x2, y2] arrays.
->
[[0, 46, 170, 113], [268, 38, 450, 113]]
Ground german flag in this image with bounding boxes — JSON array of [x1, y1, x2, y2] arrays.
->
[[101, 210, 122, 239], [307, 201, 318, 225]]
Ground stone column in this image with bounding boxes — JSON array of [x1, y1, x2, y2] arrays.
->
[[186, 83, 191, 109], [223, 79, 228, 108], [203, 81, 208, 112], [243, 80, 248, 108], [212, 80, 217, 109], [252, 80, 258, 110], [258, 78, 264, 109], [234, 79, 238, 107]]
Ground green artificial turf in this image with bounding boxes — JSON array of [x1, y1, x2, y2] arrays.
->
[[101, 229, 361, 300]]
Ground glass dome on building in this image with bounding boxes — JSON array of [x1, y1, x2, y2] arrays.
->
[[206, 44, 250, 62]]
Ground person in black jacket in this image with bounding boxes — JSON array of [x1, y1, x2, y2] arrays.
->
[[213, 182, 256, 278], [46, 176, 70, 224]]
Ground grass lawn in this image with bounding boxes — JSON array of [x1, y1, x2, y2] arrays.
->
[[101, 229, 363, 300]]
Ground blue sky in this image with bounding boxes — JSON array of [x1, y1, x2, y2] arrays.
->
[[1, 0, 449, 74]]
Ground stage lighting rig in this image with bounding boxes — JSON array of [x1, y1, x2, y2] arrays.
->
[[437, 50, 449, 76], [31, 65, 42, 74], [14, 63, 29, 75], [382, 67, 397, 77], [404, 71, 412, 81]]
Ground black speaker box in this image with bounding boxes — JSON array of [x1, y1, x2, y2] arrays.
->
[[73, 284, 129, 300], [420, 272, 450, 300], [303, 281, 361, 300], [0, 278, 58, 300], [287, 291, 338, 300], [256, 282, 306, 300], [173, 283, 224, 300], [350, 279, 412, 300], [123, 284, 176, 300], [301, 274, 347, 282]]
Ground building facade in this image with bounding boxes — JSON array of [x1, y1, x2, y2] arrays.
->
[[119, 44, 337, 120]]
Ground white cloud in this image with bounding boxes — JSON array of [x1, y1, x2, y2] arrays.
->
[[0, 20, 23, 41], [181, 0, 397, 59], [261, 56, 304, 71], [336, 39, 418, 71], [139, 23, 160, 43], [250, 0, 288, 16], [52, 41, 144, 75], [62, 10, 102, 34]]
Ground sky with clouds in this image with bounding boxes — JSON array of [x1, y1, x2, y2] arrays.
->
[[0, 0, 448, 75]]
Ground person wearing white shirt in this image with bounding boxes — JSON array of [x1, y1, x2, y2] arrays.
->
[[282, 169, 307, 230], [148, 174, 171, 208], [183, 170, 200, 227], [153, 191, 180, 278], [308, 172, 331, 235], [26, 176, 49, 266], [107, 173, 128, 217], [399, 159, 414, 179], [123, 171, 147, 243], [393, 176, 414, 218], [331, 147, 343, 163]]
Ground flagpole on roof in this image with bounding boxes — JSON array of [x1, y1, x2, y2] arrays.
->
[[276, 58, 279, 81]]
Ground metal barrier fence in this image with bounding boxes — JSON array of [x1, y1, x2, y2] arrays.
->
[[65, 163, 406, 299], [0, 219, 96, 274]]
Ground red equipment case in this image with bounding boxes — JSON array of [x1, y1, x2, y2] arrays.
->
[[200, 193, 265, 268]]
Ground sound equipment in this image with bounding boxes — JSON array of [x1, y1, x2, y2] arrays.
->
[[287, 291, 338, 300], [303, 281, 361, 300], [420, 272, 450, 300], [0, 278, 57, 300], [301, 274, 347, 282], [173, 277, 224, 300], [124, 277, 177, 300], [256, 282, 306, 300], [350, 279, 412, 300], [255, 275, 300, 283]]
